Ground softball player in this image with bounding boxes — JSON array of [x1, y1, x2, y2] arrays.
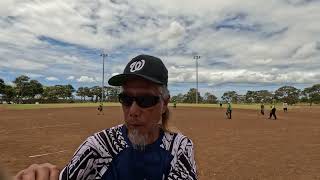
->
[[260, 103, 265, 115], [268, 104, 277, 120], [283, 102, 288, 112], [173, 100, 177, 108], [226, 102, 232, 119], [97, 104, 103, 115]]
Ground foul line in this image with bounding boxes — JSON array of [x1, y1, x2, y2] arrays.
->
[[29, 150, 68, 158], [1, 123, 80, 134]]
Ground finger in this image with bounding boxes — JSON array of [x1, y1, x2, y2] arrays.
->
[[49, 166, 60, 180], [36, 166, 50, 180], [14, 170, 24, 180], [41, 163, 60, 180], [21, 168, 36, 180]]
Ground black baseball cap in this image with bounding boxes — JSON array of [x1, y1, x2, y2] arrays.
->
[[108, 54, 168, 86]]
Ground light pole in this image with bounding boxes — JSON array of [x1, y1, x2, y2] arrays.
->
[[100, 53, 108, 105], [193, 55, 200, 104]]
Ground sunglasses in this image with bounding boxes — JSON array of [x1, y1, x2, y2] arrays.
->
[[118, 93, 161, 108]]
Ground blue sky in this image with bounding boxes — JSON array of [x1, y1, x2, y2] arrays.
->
[[0, 0, 320, 98]]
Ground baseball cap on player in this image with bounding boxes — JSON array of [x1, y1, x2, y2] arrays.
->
[[108, 54, 168, 86]]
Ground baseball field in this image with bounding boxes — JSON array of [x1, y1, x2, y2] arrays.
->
[[0, 104, 320, 180]]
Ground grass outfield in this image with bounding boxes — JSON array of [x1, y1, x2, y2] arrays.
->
[[0, 103, 121, 110], [2, 102, 317, 110], [173, 103, 286, 110]]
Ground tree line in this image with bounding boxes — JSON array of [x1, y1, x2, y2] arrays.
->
[[1, 75, 319, 105], [0, 75, 120, 104], [171, 85, 320, 105]]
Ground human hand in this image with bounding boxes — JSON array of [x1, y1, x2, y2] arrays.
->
[[14, 163, 60, 180]]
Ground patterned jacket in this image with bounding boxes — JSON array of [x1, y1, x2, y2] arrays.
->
[[59, 124, 197, 180]]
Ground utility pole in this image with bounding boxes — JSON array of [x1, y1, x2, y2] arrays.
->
[[193, 55, 200, 104], [100, 53, 108, 105]]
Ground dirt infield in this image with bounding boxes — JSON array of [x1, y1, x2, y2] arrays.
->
[[1, 106, 320, 180]]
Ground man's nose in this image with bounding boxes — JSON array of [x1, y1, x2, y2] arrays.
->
[[129, 101, 141, 117]]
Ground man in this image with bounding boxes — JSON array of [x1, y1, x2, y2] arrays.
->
[[260, 103, 265, 115], [268, 104, 277, 120], [219, 102, 222, 108], [283, 102, 288, 112], [15, 54, 197, 180], [97, 104, 104, 115], [226, 102, 232, 119], [173, 99, 177, 108]]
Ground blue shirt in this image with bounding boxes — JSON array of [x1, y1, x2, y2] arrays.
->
[[102, 126, 173, 180]]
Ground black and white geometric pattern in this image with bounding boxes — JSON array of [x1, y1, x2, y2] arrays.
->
[[59, 124, 197, 180], [162, 133, 197, 180]]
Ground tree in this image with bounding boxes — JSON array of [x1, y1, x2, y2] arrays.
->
[[13, 75, 30, 103], [236, 95, 246, 103], [2, 85, 16, 103], [245, 91, 256, 103], [64, 84, 75, 100], [11, 75, 44, 103], [42, 86, 59, 101], [221, 91, 238, 103], [106, 86, 121, 102], [91, 86, 102, 102], [76, 87, 86, 101], [54, 85, 65, 99], [245, 90, 273, 103], [83, 87, 93, 102], [171, 93, 184, 103], [183, 88, 203, 103], [47, 85, 73, 100], [203, 92, 217, 104], [274, 86, 300, 105], [27, 80, 43, 100], [302, 84, 320, 105], [256, 90, 273, 103], [0, 78, 5, 94]]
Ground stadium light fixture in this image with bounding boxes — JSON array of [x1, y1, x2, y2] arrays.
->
[[100, 53, 108, 105], [193, 55, 201, 104]]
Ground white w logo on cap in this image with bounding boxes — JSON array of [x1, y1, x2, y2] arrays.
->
[[129, 60, 145, 72]]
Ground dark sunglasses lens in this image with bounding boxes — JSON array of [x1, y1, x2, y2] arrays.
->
[[136, 96, 160, 108], [118, 94, 133, 106]]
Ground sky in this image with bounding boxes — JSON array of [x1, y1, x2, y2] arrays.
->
[[0, 0, 320, 98]]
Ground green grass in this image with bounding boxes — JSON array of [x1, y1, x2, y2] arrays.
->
[[169, 103, 262, 110], [0, 102, 121, 110], [168, 103, 319, 110], [1, 103, 260, 110]]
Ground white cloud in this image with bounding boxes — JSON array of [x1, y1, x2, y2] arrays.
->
[[293, 42, 320, 59], [0, 0, 320, 92], [6, 81, 15, 87], [0, 59, 47, 71], [158, 21, 185, 40], [169, 67, 320, 85], [77, 76, 96, 83], [0, 1, 15, 16], [46, 76, 59, 81], [67, 76, 75, 80], [25, 73, 44, 78]]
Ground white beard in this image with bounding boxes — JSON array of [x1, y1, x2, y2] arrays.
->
[[127, 128, 148, 151]]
